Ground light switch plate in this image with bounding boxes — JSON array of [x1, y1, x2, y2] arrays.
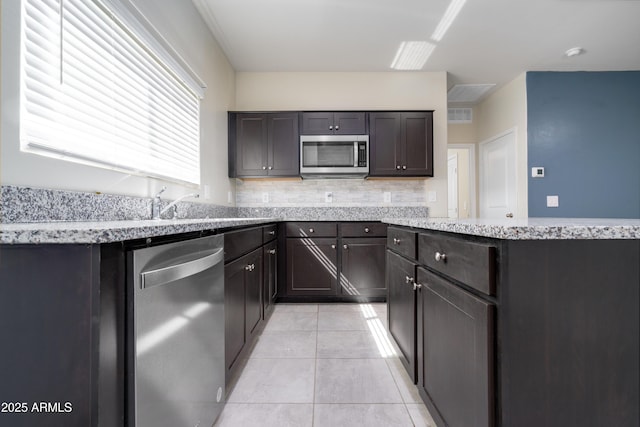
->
[[428, 191, 437, 202], [547, 195, 559, 207], [203, 184, 211, 199], [227, 191, 233, 204], [262, 192, 269, 203], [383, 192, 391, 203]]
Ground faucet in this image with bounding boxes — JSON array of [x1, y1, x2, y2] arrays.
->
[[152, 188, 200, 220]]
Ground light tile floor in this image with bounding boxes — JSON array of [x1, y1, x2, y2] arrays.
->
[[214, 303, 438, 427]]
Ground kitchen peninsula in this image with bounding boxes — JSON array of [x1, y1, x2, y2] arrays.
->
[[383, 216, 639, 427]]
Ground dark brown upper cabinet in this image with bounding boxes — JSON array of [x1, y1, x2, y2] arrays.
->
[[228, 112, 299, 178], [369, 111, 433, 177], [301, 112, 367, 135]]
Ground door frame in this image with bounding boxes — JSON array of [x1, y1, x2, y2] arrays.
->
[[478, 127, 518, 219], [447, 143, 477, 218]]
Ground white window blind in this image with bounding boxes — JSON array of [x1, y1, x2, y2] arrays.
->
[[20, 0, 204, 185]]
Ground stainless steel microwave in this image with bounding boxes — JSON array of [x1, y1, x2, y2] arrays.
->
[[299, 135, 369, 177]]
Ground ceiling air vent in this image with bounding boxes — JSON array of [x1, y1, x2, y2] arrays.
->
[[448, 84, 495, 103], [448, 108, 472, 124]]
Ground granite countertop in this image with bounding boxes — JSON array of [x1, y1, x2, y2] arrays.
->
[[382, 217, 640, 240], [0, 218, 279, 244]]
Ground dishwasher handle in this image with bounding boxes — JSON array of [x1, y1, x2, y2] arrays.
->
[[140, 247, 224, 289]]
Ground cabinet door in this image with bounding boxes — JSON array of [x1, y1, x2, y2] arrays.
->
[[244, 248, 263, 339], [301, 112, 333, 134], [340, 238, 387, 297], [267, 113, 299, 176], [286, 238, 338, 296], [369, 112, 402, 176], [224, 255, 247, 374], [402, 112, 433, 176], [333, 112, 366, 134], [417, 267, 494, 427], [263, 240, 277, 318], [235, 114, 268, 176], [386, 250, 418, 381]]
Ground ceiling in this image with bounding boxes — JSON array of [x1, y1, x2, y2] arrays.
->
[[193, 0, 640, 103]]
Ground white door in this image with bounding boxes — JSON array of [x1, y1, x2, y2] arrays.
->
[[479, 130, 517, 219], [447, 154, 459, 219]]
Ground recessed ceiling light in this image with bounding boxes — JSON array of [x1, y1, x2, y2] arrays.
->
[[564, 47, 585, 58], [390, 41, 436, 70]]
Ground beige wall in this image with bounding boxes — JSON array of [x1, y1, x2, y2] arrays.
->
[[475, 73, 528, 217], [235, 72, 449, 217], [0, 0, 236, 205]]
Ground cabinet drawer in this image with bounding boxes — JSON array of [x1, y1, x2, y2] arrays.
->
[[263, 224, 278, 242], [418, 232, 495, 296], [340, 222, 387, 237], [286, 222, 337, 237], [387, 227, 417, 260], [224, 227, 263, 262]]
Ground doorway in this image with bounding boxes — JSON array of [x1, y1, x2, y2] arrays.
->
[[447, 145, 475, 218]]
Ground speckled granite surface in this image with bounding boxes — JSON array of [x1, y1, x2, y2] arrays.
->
[[0, 218, 278, 244], [0, 186, 238, 223], [384, 217, 640, 240]]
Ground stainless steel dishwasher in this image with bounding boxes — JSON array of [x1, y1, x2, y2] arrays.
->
[[128, 234, 225, 427]]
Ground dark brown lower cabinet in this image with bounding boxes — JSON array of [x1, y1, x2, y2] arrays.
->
[[340, 237, 386, 298], [224, 234, 268, 384], [286, 237, 338, 296], [417, 266, 494, 427], [386, 250, 418, 382]]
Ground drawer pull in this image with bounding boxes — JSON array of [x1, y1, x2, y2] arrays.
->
[[405, 275, 414, 284], [309, 228, 315, 233], [364, 227, 370, 233], [268, 249, 276, 255], [343, 244, 348, 250], [245, 263, 255, 272], [435, 252, 447, 262], [393, 238, 401, 245], [269, 230, 276, 235], [331, 244, 337, 249], [413, 283, 422, 291]]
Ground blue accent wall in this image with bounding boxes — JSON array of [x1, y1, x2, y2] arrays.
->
[[527, 71, 640, 218]]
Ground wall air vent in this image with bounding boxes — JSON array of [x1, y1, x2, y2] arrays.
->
[[448, 108, 473, 124]]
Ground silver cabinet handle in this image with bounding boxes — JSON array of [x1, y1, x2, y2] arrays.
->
[[402, 165, 407, 170], [268, 249, 276, 255], [329, 125, 334, 130], [269, 230, 276, 235], [140, 247, 223, 289], [435, 252, 447, 262], [405, 275, 414, 284], [413, 283, 422, 291], [262, 166, 266, 170], [309, 228, 314, 233], [364, 227, 370, 233], [268, 166, 273, 170], [506, 212, 514, 218], [396, 165, 401, 170], [335, 125, 339, 130], [393, 238, 401, 245], [331, 244, 336, 249], [343, 244, 348, 250]]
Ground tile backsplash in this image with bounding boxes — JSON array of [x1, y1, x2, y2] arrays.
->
[[236, 178, 428, 207]]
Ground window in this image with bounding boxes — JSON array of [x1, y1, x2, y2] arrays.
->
[[20, 0, 205, 185]]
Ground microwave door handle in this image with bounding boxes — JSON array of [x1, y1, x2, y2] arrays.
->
[[354, 142, 358, 167]]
